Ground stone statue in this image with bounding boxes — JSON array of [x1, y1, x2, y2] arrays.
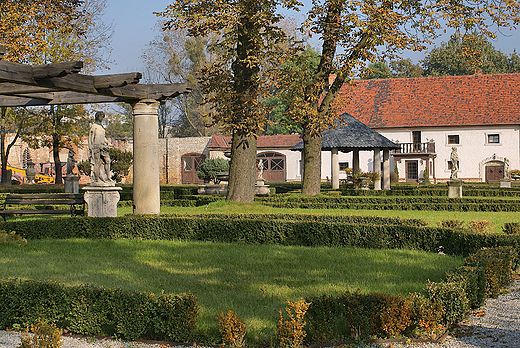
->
[[257, 159, 265, 181], [88, 111, 113, 186], [66, 148, 76, 175], [450, 147, 459, 179]]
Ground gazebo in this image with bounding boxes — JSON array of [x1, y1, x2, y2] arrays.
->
[[292, 113, 400, 190], [0, 46, 191, 215]]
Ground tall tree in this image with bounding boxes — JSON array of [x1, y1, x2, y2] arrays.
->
[[422, 33, 520, 76], [1, 0, 113, 184], [143, 25, 219, 137], [363, 59, 423, 79], [158, 0, 300, 203], [280, 0, 520, 195]]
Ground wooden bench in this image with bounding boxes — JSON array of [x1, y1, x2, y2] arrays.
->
[[0, 193, 85, 221]]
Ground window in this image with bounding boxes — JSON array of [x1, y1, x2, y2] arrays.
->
[[447, 135, 460, 145], [339, 162, 349, 171], [487, 134, 500, 144]]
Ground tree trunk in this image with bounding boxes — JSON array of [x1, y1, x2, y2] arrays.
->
[[0, 108, 8, 185], [226, 130, 257, 203], [53, 134, 62, 185], [301, 130, 322, 196]]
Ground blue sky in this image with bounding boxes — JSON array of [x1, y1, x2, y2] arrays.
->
[[96, 0, 520, 76]]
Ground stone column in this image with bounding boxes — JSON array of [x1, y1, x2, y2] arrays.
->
[[331, 148, 340, 189], [383, 149, 391, 190], [132, 99, 161, 215], [373, 148, 381, 190], [353, 150, 360, 174]]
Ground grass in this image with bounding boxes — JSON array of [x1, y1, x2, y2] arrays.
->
[[0, 238, 463, 344], [118, 199, 520, 233]]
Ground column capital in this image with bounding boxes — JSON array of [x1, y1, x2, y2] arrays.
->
[[132, 99, 160, 115]]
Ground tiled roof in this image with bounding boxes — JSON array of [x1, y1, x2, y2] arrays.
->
[[292, 113, 399, 151], [334, 73, 520, 128], [208, 134, 302, 150]]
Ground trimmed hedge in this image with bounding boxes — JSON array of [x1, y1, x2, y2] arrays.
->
[[0, 279, 199, 342], [259, 195, 520, 212], [5, 214, 520, 260]]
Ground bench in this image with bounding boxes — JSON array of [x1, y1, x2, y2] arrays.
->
[[0, 193, 85, 221]]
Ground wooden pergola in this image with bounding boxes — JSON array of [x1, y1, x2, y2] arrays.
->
[[0, 45, 191, 214]]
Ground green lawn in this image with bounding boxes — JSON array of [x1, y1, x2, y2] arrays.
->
[[0, 238, 463, 344], [118, 200, 520, 233]]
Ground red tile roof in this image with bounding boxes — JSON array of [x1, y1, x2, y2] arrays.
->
[[334, 73, 520, 128], [208, 134, 302, 150]]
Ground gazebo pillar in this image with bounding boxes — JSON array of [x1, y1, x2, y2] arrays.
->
[[353, 150, 360, 174], [383, 149, 391, 190], [331, 148, 340, 189], [132, 99, 161, 215], [373, 147, 381, 190]]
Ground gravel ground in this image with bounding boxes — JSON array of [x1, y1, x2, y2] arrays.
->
[[1, 277, 519, 348]]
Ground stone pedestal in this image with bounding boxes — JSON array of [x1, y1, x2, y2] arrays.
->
[[64, 175, 80, 193], [198, 185, 228, 195], [500, 178, 512, 188], [447, 179, 463, 198], [255, 179, 270, 195], [83, 186, 122, 217]]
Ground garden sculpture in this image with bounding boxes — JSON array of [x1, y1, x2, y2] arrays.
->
[[450, 147, 459, 179], [88, 111, 114, 186]]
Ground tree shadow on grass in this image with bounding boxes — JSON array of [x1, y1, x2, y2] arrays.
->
[[0, 239, 463, 344]]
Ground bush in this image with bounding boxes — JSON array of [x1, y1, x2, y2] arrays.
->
[[276, 299, 311, 348], [425, 280, 469, 327], [503, 222, 520, 235], [218, 311, 246, 347], [197, 158, 230, 183], [0, 279, 199, 342], [407, 293, 445, 340], [19, 319, 63, 348]]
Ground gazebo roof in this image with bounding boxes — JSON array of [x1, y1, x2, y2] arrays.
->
[[292, 113, 400, 151]]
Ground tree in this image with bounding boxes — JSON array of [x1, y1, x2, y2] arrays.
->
[[1, 0, 113, 185], [105, 104, 133, 139], [363, 59, 423, 79], [143, 25, 219, 138], [158, 0, 300, 203], [422, 33, 520, 76], [75, 148, 133, 183], [281, 0, 520, 195], [197, 158, 230, 183]]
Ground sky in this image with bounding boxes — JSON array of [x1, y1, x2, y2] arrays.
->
[[95, 0, 520, 76]]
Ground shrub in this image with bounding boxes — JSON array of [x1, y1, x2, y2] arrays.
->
[[372, 293, 412, 337], [0, 230, 27, 247], [218, 311, 246, 347], [465, 246, 513, 298], [276, 299, 311, 348], [407, 293, 445, 340], [197, 158, 230, 183], [18, 319, 63, 348], [425, 281, 469, 327], [0, 279, 199, 342], [445, 266, 486, 309], [503, 222, 520, 235]]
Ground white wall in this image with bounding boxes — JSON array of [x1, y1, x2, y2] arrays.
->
[[378, 125, 520, 182]]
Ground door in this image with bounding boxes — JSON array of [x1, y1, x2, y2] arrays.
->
[[405, 160, 418, 182], [181, 153, 206, 184], [412, 131, 422, 152], [486, 165, 504, 183], [256, 152, 286, 182]]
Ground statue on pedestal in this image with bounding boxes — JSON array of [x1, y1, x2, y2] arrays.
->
[[450, 147, 459, 180], [88, 111, 114, 186], [66, 148, 77, 176]]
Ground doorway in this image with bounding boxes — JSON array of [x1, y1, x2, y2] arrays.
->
[[181, 153, 206, 184], [405, 160, 418, 182], [486, 165, 504, 183]]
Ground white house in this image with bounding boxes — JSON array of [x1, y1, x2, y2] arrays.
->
[[333, 72, 520, 183]]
